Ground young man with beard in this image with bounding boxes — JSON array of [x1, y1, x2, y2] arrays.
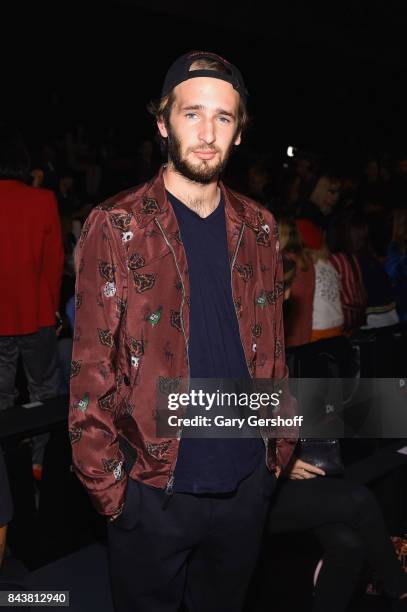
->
[[69, 51, 296, 611]]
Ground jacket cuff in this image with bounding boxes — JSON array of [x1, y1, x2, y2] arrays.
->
[[88, 475, 128, 517]]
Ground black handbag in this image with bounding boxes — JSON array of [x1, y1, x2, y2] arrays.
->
[[297, 438, 344, 476]]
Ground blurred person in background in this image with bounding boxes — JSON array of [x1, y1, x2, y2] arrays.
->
[[56, 170, 81, 219], [296, 219, 344, 342], [30, 168, 44, 189], [385, 209, 407, 322], [286, 151, 318, 209], [245, 158, 280, 216], [268, 433, 407, 612], [134, 138, 159, 183], [279, 217, 315, 347], [326, 211, 368, 333], [349, 215, 400, 329], [297, 174, 341, 230], [266, 250, 407, 612], [359, 157, 390, 214], [85, 147, 103, 201], [281, 255, 296, 301], [339, 172, 361, 212], [391, 153, 407, 210], [37, 143, 59, 191], [0, 124, 64, 480]]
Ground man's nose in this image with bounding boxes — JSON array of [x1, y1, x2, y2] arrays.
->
[[198, 119, 215, 145]]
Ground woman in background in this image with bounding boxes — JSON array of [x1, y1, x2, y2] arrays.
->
[[326, 211, 368, 333], [267, 261, 407, 612], [296, 219, 344, 342], [279, 218, 315, 347], [386, 209, 407, 322], [352, 214, 400, 329]]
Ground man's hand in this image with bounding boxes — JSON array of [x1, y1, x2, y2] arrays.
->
[[287, 457, 325, 480]]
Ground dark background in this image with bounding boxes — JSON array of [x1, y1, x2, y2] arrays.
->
[[2, 1, 407, 169]]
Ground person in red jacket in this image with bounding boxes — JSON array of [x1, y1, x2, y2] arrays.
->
[[0, 125, 64, 473]]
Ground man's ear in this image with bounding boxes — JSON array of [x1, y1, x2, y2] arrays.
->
[[157, 117, 168, 139], [234, 130, 242, 146]]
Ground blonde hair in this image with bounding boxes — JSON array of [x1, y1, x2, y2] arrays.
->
[[309, 244, 330, 263], [278, 218, 310, 271]]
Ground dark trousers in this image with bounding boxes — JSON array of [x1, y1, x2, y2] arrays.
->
[[0, 326, 59, 464], [107, 461, 276, 612], [268, 476, 407, 612]]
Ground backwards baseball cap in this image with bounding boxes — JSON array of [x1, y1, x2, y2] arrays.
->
[[161, 50, 248, 104]]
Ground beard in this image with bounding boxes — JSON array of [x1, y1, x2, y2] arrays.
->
[[166, 123, 235, 185]]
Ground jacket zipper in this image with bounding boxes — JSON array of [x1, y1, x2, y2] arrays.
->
[[230, 223, 269, 467], [154, 218, 190, 499]]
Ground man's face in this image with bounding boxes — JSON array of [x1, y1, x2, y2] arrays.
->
[[323, 182, 341, 213], [157, 77, 242, 184]]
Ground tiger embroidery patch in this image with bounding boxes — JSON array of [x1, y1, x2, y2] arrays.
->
[[128, 337, 144, 357], [110, 212, 132, 231], [70, 360, 82, 378], [146, 441, 171, 462], [128, 253, 146, 270], [98, 328, 115, 347], [133, 272, 156, 293], [170, 310, 182, 332], [235, 262, 253, 282], [99, 261, 116, 282], [69, 426, 82, 444], [98, 392, 116, 412]]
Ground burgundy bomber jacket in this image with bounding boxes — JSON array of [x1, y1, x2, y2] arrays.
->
[[69, 167, 297, 516]]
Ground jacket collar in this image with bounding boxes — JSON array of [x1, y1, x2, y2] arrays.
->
[[132, 165, 261, 231]]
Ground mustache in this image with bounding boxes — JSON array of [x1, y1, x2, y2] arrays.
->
[[190, 147, 219, 153]]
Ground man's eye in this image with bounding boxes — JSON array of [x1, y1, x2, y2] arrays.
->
[[219, 116, 231, 124], [185, 113, 198, 119]]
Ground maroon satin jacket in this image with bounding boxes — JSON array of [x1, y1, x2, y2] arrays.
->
[[69, 167, 297, 516]]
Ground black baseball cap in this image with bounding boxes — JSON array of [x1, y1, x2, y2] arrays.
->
[[161, 50, 248, 104]]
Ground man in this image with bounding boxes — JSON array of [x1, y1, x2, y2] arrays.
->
[[69, 51, 296, 611], [0, 125, 64, 478]]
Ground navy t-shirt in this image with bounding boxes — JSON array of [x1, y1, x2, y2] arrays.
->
[[167, 191, 263, 494], [0, 448, 13, 527]]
